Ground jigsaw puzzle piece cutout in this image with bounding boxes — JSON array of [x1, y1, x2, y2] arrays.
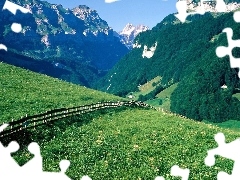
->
[[171, 165, 190, 180], [154, 165, 189, 180], [175, 0, 205, 23], [3, 0, 30, 15], [1, 0, 32, 34], [175, 0, 189, 23], [216, 28, 240, 77], [11, 22, 22, 33], [233, 11, 240, 22], [216, 0, 227, 12], [205, 133, 240, 179], [175, 0, 227, 23], [81, 175, 92, 180], [39, 171, 71, 180], [0, 0, 32, 51], [0, 141, 21, 178], [154, 176, 165, 180], [21, 142, 43, 174], [217, 171, 239, 180]]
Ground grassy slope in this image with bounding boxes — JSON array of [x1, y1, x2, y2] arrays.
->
[[125, 76, 178, 111], [233, 93, 240, 100], [146, 83, 178, 111], [0, 62, 124, 123], [126, 76, 162, 100], [2, 63, 240, 179], [15, 108, 240, 179]]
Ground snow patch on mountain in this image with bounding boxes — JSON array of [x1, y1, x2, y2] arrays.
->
[[117, 23, 149, 49], [133, 41, 141, 48]]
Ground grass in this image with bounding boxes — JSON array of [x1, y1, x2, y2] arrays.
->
[[12, 108, 240, 179], [146, 83, 178, 111], [233, 93, 240, 100], [0, 62, 124, 123], [125, 77, 177, 111], [203, 119, 240, 132], [126, 76, 162, 100], [2, 63, 240, 179], [138, 76, 161, 92], [155, 83, 178, 99]]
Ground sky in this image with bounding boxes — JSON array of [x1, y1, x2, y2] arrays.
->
[[44, 0, 177, 32]]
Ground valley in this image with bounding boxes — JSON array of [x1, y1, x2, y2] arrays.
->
[[1, 0, 240, 179], [1, 62, 240, 179]]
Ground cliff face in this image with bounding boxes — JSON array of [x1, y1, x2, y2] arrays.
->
[[0, 0, 128, 71], [117, 23, 149, 49]]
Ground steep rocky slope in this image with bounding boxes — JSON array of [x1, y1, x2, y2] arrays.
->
[[0, 0, 128, 86], [116, 23, 149, 49]]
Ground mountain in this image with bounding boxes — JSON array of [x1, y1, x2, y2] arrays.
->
[[117, 23, 149, 49], [1, 62, 239, 180], [0, 0, 129, 87], [0, 62, 123, 122], [95, 11, 240, 122]]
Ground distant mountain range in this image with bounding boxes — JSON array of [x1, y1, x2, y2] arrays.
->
[[116, 23, 149, 49], [0, 0, 129, 86]]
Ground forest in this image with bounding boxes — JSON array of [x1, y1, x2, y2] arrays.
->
[[96, 12, 240, 122]]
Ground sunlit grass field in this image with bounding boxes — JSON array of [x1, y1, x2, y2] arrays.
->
[[0, 62, 124, 123], [1, 63, 240, 179], [14, 108, 240, 179], [146, 83, 178, 111]]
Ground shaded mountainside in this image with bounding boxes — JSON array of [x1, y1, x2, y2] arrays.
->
[[0, 0, 128, 87], [95, 12, 240, 122]]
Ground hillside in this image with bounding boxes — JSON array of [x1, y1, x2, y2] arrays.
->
[[96, 12, 236, 94], [1, 62, 240, 179], [95, 11, 240, 122], [0, 62, 124, 123], [0, 0, 128, 87], [10, 108, 240, 179]]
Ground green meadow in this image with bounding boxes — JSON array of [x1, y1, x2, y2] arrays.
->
[[1, 62, 240, 179], [0, 62, 124, 123]]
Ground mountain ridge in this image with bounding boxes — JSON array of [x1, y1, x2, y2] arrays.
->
[[95, 11, 240, 122], [0, 0, 129, 86], [116, 23, 149, 49]]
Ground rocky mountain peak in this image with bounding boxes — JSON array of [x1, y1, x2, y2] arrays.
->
[[0, 0, 129, 72], [72, 5, 111, 37], [118, 23, 149, 49]]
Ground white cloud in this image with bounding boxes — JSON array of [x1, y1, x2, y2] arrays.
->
[[105, 0, 120, 3]]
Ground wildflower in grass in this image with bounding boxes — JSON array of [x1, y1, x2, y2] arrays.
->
[[149, 157, 154, 162], [96, 139, 102, 144], [133, 144, 140, 151]]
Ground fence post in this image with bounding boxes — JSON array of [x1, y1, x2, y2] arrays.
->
[[11, 119, 13, 130]]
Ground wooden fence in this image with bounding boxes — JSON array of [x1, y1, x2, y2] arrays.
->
[[0, 100, 153, 138]]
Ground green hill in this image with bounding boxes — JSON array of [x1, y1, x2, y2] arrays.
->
[[95, 12, 240, 122], [13, 108, 240, 179], [0, 62, 124, 123], [1, 63, 240, 179]]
